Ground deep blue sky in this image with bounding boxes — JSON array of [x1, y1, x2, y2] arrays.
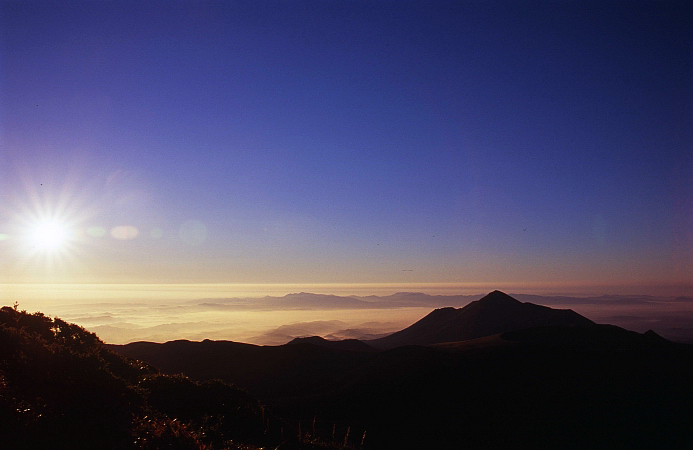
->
[[1, 1, 691, 292]]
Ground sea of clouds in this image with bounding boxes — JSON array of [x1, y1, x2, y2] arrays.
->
[[3, 284, 693, 345]]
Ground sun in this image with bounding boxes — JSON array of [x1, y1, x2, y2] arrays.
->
[[29, 220, 70, 252], [2, 171, 103, 280]]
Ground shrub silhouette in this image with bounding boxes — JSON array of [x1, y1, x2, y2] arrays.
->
[[140, 374, 265, 448], [0, 305, 278, 449]]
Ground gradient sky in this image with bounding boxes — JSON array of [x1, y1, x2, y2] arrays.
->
[[1, 1, 691, 293]]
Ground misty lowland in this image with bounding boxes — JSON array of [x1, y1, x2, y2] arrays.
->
[[2, 291, 693, 449]]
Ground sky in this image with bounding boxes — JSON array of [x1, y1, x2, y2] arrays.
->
[[1, 1, 692, 296]]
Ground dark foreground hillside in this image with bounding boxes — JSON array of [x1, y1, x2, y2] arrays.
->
[[115, 326, 693, 449], [0, 305, 339, 450]]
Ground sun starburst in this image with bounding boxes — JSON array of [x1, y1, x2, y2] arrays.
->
[[0, 170, 100, 278]]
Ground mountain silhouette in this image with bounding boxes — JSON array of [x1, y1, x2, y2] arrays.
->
[[104, 290, 693, 448], [286, 335, 376, 352], [109, 320, 693, 448], [368, 290, 594, 349], [109, 338, 371, 400]]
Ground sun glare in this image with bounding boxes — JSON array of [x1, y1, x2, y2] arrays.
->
[[30, 221, 69, 252]]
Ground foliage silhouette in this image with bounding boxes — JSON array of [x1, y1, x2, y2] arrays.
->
[[0, 305, 302, 449]]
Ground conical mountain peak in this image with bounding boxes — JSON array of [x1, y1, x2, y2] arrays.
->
[[368, 290, 594, 349], [476, 290, 522, 306]]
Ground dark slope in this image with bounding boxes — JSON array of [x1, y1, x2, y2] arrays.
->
[[109, 338, 374, 400], [110, 323, 693, 449], [313, 324, 693, 449], [368, 290, 594, 349], [0, 306, 268, 449], [286, 335, 377, 352]]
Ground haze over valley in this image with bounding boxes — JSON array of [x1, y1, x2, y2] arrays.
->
[[5, 283, 693, 345]]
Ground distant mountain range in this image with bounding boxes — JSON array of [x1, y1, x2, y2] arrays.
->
[[109, 290, 693, 448], [196, 291, 482, 310], [197, 290, 693, 311]]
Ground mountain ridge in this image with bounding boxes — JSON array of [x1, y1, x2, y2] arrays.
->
[[286, 335, 377, 352], [367, 290, 594, 349], [103, 290, 693, 448]]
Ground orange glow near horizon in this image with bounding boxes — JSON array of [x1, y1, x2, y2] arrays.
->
[[2, 281, 692, 346], [2, 280, 692, 305]]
